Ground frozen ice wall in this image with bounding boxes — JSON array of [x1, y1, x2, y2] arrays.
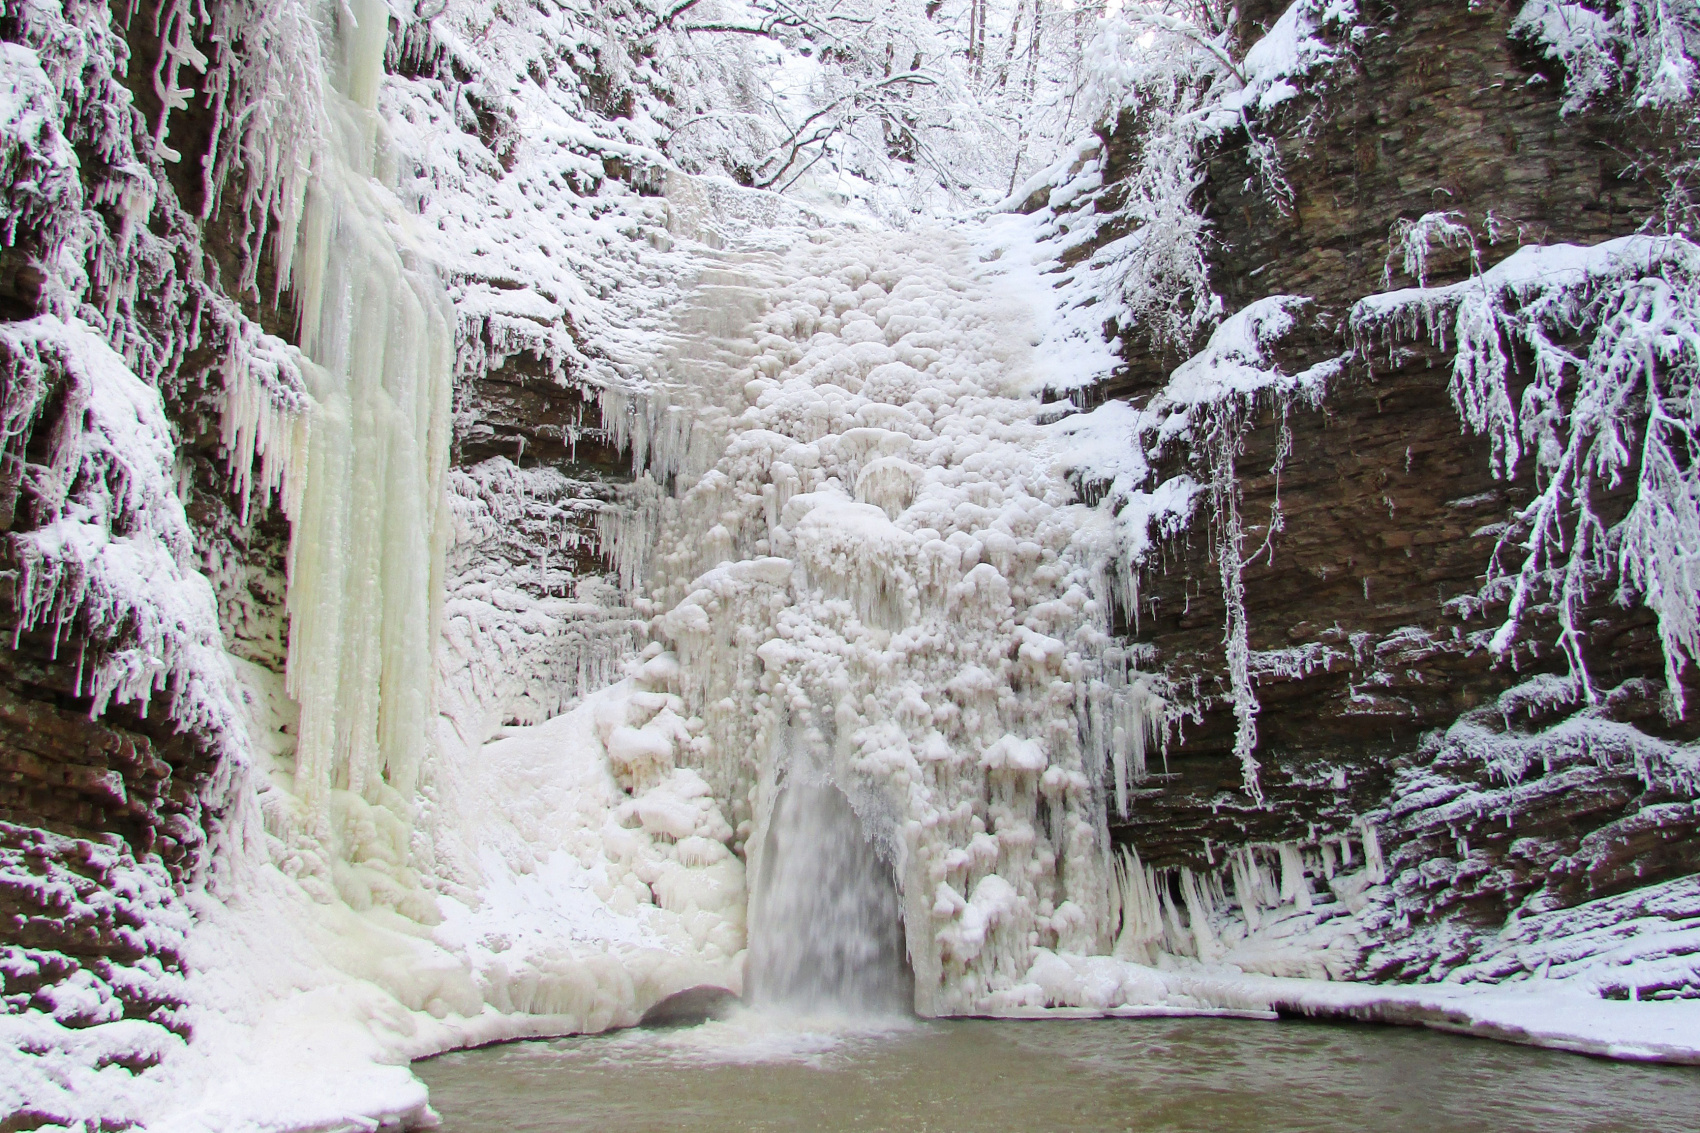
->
[[249, 0, 455, 917], [603, 222, 1172, 1015]]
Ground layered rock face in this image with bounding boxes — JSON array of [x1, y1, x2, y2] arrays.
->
[[0, 2, 260, 1047], [1094, 0, 1700, 985]]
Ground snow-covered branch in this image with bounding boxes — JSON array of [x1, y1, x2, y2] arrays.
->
[[1355, 235, 1700, 711], [1514, 0, 1700, 114]]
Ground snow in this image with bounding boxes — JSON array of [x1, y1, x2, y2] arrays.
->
[[5, 0, 1700, 1127], [100, 670, 745, 1133], [1211, 0, 1360, 125]]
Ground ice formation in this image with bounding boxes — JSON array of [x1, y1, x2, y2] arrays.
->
[[601, 225, 1201, 1013], [269, 0, 455, 855], [0, 315, 245, 744], [5, 0, 1700, 1127]]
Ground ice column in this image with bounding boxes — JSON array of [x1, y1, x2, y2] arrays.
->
[[284, 0, 454, 814]]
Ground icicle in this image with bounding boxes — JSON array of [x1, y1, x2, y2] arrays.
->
[[1158, 875, 1193, 958], [1231, 848, 1262, 931], [1179, 867, 1220, 960], [282, 0, 454, 815], [1112, 847, 1163, 964], [1277, 843, 1312, 912], [1358, 819, 1387, 885]]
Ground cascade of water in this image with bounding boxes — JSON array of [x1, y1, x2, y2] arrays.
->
[[746, 746, 913, 1015]]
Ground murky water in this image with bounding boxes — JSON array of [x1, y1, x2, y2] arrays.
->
[[416, 1013, 1700, 1132]]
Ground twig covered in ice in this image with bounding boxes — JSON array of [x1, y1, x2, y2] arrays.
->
[[1354, 234, 1700, 711]]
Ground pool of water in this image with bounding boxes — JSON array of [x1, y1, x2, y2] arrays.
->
[[416, 1011, 1700, 1132]]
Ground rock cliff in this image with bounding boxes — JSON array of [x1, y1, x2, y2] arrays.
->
[[1080, 0, 1700, 988]]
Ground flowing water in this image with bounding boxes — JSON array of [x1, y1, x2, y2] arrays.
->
[[416, 1014, 1700, 1132], [745, 774, 913, 1014]]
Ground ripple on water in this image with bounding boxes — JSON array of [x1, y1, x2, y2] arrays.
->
[[416, 1014, 1700, 1133]]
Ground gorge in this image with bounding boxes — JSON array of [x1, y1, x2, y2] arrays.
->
[[2, 0, 1699, 1128]]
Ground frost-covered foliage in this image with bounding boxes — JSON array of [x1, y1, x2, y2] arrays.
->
[[0, 315, 247, 753], [0, 40, 80, 251], [1384, 210, 1478, 289], [138, 0, 328, 294], [659, 0, 1115, 216], [1010, 0, 1359, 361], [1355, 235, 1700, 712], [1104, 84, 1219, 351], [394, 0, 1111, 224], [1513, 0, 1700, 114], [0, 0, 317, 715]]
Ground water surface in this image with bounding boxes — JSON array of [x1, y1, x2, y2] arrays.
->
[[417, 1012, 1699, 1132]]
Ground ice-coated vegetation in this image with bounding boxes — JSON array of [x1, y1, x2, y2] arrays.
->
[[1513, 0, 1700, 113], [1355, 234, 1700, 711]]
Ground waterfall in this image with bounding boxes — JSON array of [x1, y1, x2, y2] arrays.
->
[[606, 226, 1157, 1014], [746, 762, 913, 1015]]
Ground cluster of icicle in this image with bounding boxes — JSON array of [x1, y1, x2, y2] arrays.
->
[[0, 316, 246, 749], [600, 226, 1171, 1014], [1054, 295, 1345, 804], [0, 0, 324, 765], [1110, 827, 1387, 982], [440, 456, 638, 742], [13, 0, 454, 904], [236, 0, 456, 913]]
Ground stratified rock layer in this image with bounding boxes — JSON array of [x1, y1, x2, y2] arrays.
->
[[1097, 0, 1700, 985]]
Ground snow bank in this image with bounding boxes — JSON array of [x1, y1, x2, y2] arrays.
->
[[127, 668, 743, 1132]]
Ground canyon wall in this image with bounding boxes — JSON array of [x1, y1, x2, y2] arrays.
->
[[1081, 0, 1700, 989]]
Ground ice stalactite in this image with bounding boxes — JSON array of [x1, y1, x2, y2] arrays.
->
[[1104, 837, 1378, 983], [439, 458, 639, 741], [1207, 424, 1264, 804], [269, 0, 454, 864], [217, 327, 312, 527]]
